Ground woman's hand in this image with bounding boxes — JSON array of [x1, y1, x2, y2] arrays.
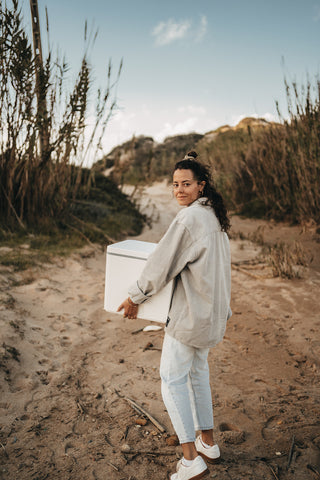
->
[[117, 297, 139, 319]]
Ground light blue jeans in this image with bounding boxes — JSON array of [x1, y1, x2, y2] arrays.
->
[[160, 333, 214, 444]]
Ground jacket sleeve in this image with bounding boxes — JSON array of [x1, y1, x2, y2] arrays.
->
[[128, 218, 195, 304]]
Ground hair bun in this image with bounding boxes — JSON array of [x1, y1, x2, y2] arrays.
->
[[186, 150, 198, 159]]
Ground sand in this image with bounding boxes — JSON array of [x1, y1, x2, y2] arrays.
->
[[0, 181, 319, 480]]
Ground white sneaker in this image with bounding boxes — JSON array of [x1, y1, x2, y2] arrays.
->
[[195, 435, 220, 464], [170, 455, 209, 480]]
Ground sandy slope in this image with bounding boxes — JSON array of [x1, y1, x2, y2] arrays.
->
[[0, 181, 319, 480]]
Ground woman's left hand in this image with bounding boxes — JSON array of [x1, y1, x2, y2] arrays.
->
[[117, 298, 139, 319]]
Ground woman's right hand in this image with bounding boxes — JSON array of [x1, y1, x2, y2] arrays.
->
[[117, 297, 139, 319]]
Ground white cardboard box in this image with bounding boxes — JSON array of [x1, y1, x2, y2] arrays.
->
[[104, 240, 173, 323]]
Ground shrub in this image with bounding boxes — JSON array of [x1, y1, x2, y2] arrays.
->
[[234, 78, 320, 223], [267, 241, 308, 279], [0, 1, 121, 228]]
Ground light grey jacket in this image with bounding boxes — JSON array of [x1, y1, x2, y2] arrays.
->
[[128, 198, 231, 348]]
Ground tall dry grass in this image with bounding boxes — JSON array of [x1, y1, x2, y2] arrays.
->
[[234, 78, 320, 223], [0, 1, 121, 228]]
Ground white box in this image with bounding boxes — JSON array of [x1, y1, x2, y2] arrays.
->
[[104, 240, 173, 323]]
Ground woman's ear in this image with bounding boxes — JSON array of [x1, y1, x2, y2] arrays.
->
[[198, 181, 205, 196]]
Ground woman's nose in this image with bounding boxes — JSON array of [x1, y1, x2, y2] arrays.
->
[[177, 184, 184, 192]]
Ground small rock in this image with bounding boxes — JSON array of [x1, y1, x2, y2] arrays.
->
[[120, 443, 131, 453], [166, 435, 179, 446], [135, 418, 147, 426]]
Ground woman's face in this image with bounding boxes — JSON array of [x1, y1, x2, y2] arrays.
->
[[173, 169, 205, 206]]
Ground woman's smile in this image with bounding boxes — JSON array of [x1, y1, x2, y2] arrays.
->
[[173, 169, 205, 206]]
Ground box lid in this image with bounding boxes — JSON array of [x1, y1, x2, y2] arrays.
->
[[107, 240, 156, 260]]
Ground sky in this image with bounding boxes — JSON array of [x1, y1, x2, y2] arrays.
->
[[21, 0, 320, 163]]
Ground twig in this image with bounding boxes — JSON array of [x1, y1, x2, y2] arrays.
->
[[232, 259, 261, 266], [108, 387, 166, 433], [107, 461, 119, 471], [235, 263, 268, 270], [307, 464, 320, 478], [104, 434, 113, 447], [0, 443, 8, 458], [287, 435, 295, 470], [0, 184, 26, 230], [123, 449, 176, 456], [268, 464, 280, 480], [232, 264, 270, 279], [63, 222, 96, 248], [69, 212, 116, 244], [123, 396, 166, 433], [131, 327, 144, 335], [142, 341, 162, 351], [76, 400, 86, 415], [123, 425, 130, 440]]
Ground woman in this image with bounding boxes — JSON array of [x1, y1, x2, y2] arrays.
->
[[118, 151, 231, 480]]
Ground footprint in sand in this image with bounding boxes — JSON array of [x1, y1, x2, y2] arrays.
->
[[49, 315, 71, 332], [261, 415, 283, 440], [59, 336, 72, 347], [78, 294, 90, 303], [31, 325, 43, 331], [78, 308, 88, 320], [36, 370, 49, 385], [219, 422, 246, 444], [38, 358, 49, 365], [62, 297, 76, 303]]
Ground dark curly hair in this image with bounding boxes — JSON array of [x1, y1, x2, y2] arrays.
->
[[173, 151, 231, 233]]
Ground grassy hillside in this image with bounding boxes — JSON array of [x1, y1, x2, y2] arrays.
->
[[94, 118, 272, 189], [94, 85, 320, 226], [196, 118, 275, 209], [93, 133, 204, 184], [0, 169, 145, 270]]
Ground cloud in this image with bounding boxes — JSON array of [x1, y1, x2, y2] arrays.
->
[[152, 19, 191, 46], [112, 110, 137, 127], [178, 105, 207, 115], [151, 16, 208, 46], [196, 15, 207, 42], [154, 117, 198, 142]]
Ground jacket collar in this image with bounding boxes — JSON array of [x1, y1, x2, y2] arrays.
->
[[189, 197, 208, 207]]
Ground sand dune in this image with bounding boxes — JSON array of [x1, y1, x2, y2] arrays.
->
[[0, 182, 319, 479]]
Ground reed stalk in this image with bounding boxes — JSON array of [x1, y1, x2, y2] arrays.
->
[[0, 1, 121, 228], [212, 77, 320, 224]]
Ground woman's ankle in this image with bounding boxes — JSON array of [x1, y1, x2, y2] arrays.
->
[[201, 429, 214, 446], [181, 441, 198, 460]]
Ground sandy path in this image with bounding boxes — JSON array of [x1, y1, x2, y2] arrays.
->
[[0, 182, 319, 480]]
